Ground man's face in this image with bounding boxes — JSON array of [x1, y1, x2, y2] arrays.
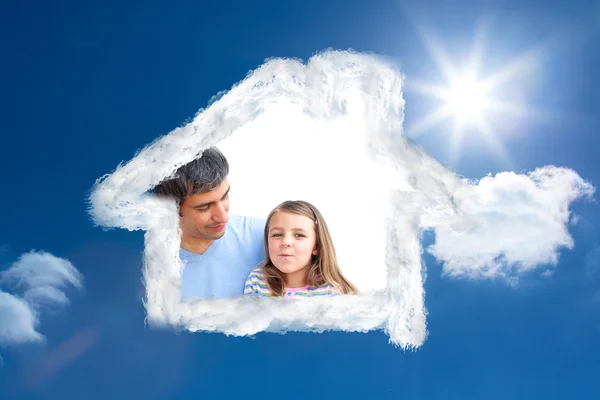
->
[[179, 178, 230, 242]]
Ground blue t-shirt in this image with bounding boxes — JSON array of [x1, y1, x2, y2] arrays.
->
[[179, 215, 266, 300]]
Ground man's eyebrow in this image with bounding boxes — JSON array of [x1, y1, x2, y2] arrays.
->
[[222, 186, 231, 199], [191, 186, 231, 209]]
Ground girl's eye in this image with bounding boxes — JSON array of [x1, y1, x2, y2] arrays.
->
[[271, 233, 282, 237], [295, 234, 306, 238]]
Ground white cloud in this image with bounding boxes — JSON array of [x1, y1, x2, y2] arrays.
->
[[0, 251, 83, 349], [426, 168, 595, 279], [88, 50, 593, 349], [0, 291, 44, 346], [1, 251, 83, 308]]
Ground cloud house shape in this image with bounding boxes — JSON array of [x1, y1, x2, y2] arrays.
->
[[88, 50, 593, 349]]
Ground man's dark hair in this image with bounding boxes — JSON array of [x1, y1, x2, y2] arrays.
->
[[154, 146, 229, 205]]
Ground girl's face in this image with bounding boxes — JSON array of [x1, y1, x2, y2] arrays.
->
[[268, 211, 318, 284]]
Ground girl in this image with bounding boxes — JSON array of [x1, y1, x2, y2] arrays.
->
[[244, 200, 357, 298]]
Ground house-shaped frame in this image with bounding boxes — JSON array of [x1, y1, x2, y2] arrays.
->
[[88, 50, 430, 349]]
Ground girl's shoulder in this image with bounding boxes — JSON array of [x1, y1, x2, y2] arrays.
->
[[311, 275, 341, 295], [309, 282, 341, 296], [247, 267, 266, 280], [244, 267, 270, 296]]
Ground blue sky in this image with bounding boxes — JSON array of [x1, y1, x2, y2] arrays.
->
[[1, 0, 600, 399]]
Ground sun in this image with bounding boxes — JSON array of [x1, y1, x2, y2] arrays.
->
[[443, 73, 491, 125], [405, 26, 541, 166]]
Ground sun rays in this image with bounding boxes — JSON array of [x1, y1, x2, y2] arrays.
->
[[405, 26, 543, 168]]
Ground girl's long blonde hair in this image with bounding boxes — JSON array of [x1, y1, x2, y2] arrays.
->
[[260, 200, 358, 296]]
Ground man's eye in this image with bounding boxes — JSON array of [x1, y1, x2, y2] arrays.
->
[[197, 207, 209, 212]]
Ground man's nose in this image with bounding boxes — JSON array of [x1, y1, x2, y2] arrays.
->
[[213, 202, 229, 223]]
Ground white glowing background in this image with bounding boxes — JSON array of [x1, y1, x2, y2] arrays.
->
[[219, 101, 398, 293]]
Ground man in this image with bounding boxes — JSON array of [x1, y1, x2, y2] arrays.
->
[[154, 147, 265, 299]]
